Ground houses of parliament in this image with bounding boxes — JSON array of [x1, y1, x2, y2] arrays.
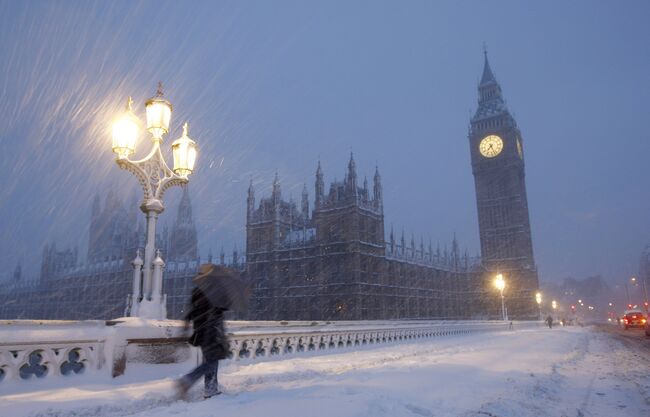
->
[[0, 53, 539, 321]]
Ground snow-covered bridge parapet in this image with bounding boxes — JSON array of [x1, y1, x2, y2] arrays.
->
[[0, 319, 540, 384], [0, 318, 187, 382], [225, 320, 535, 360], [0, 320, 106, 383]]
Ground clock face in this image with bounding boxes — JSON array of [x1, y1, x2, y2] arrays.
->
[[516, 138, 523, 159], [479, 135, 503, 158]]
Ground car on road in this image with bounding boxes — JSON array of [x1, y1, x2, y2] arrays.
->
[[622, 310, 646, 330]]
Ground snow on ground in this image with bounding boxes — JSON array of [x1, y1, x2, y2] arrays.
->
[[2, 326, 649, 417]]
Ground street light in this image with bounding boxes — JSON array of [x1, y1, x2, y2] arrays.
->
[[494, 273, 507, 321], [535, 292, 542, 320], [112, 97, 139, 158], [552, 300, 557, 310], [630, 276, 649, 313], [112, 83, 198, 319]]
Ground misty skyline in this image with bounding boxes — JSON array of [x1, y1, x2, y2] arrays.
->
[[0, 1, 648, 286]]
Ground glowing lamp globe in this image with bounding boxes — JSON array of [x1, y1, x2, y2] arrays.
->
[[535, 292, 542, 305], [494, 274, 505, 291], [172, 123, 197, 178], [145, 83, 172, 139], [112, 97, 139, 158]]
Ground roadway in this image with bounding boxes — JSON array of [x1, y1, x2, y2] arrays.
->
[[592, 321, 650, 354]]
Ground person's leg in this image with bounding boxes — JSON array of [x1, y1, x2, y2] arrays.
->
[[176, 346, 210, 398], [204, 360, 220, 397], [183, 361, 210, 386], [202, 347, 222, 397]]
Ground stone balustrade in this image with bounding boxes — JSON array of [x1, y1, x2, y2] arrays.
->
[[0, 320, 107, 383], [225, 320, 530, 360], [0, 319, 539, 384], [0, 340, 105, 382]]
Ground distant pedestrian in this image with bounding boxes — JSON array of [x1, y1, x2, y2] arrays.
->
[[175, 264, 236, 399], [546, 315, 553, 329]]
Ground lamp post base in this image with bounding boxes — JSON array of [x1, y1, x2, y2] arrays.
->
[[135, 298, 167, 320]]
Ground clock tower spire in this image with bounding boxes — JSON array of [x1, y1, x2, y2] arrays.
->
[[468, 51, 538, 319]]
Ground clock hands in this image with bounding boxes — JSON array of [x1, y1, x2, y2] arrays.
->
[[480, 135, 502, 157]]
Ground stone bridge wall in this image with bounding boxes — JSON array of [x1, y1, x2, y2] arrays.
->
[[0, 319, 540, 384]]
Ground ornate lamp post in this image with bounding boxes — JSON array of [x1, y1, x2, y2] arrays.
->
[[494, 273, 507, 321], [535, 291, 542, 321], [111, 84, 198, 319]]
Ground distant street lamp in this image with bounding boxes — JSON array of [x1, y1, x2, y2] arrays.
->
[[494, 273, 507, 321], [631, 276, 649, 313], [535, 292, 542, 320], [112, 83, 198, 319], [551, 300, 557, 310]]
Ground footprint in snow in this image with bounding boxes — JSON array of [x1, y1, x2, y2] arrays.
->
[[404, 403, 434, 417]]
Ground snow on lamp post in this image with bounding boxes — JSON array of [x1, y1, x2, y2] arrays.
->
[[535, 292, 542, 321], [494, 273, 507, 321], [112, 83, 198, 319]]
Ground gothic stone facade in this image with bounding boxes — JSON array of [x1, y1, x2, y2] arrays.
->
[[0, 187, 208, 320], [468, 53, 540, 318], [245, 156, 483, 321]]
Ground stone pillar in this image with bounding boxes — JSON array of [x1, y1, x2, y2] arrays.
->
[[151, 250, 165, 305], [131, 250, 143, 316]]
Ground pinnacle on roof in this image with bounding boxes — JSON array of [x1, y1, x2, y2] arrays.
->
[[480, 49, 497, 86], [347, 152, 357, 178]]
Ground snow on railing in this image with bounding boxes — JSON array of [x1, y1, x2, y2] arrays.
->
[[225, 320, 531, 360], [0, 319, 539, 384], [0, 320, 107, 384], [0, 340, 105, 382]]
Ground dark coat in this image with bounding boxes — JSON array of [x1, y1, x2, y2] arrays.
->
[[186, 288, 230, 360]]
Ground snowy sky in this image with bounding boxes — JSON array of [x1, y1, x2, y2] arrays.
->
[[0, 1, 648, 285]]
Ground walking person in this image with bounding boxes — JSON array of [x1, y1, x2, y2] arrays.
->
[[175, 264, 244, 399], [546, 315, 553, 329]]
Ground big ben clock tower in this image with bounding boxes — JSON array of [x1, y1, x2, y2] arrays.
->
[[469, 51, 539, 318]]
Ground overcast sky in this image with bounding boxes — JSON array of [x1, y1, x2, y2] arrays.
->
[[0, 1, 648, 286]]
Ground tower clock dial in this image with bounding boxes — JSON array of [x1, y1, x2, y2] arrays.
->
[[516, 138, 523, 159], [479, 135, 503, 158]]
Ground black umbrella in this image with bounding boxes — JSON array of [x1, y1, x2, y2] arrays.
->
[[192, 264, 249, 311]]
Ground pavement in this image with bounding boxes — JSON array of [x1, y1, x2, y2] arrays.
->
[[592, 322, 650, 354]]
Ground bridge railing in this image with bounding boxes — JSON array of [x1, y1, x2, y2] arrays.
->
[[0, 319, 540, 384]]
